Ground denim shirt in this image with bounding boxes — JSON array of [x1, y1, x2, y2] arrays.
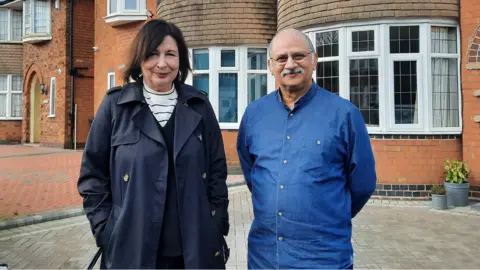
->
[[237, 82, 377, 269]]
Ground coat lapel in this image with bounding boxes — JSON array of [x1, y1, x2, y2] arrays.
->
[[131, 103, 167, 148], [174, 97, 202, 161]]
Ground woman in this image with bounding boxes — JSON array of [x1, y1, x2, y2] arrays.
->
[[78, 19, 229, 269]]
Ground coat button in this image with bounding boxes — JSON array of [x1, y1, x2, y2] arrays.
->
[[215, 251, 221, 257], [202, 173, 207, 179], [123, 174, 129, 182]]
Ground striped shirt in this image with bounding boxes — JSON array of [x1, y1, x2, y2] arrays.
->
[[143, 84, 178, 127]]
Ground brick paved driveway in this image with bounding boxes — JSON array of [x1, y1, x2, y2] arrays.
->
[[0, 146, 83, 219], [1, 185, 480, 269]]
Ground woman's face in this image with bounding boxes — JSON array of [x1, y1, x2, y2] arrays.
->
[[141, 35, 180, 92]]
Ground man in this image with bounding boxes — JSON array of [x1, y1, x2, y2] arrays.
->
[[237, 28, 377, 269]]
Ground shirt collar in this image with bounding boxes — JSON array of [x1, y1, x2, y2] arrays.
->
[[276, 79, 318, 110]]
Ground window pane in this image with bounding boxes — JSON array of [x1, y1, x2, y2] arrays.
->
[[50, 79, 56, 115], [193, 74, 209, 95], [352, 30, 374, 52], [390, 26, 420, 54], [11, 75, 22, 92], [34, 0, 49, 34], [11, 94, 22, 117], [0, 10, 7, 40], [109, 74, 115, 88], [431, 27, 457, 54], [316, 31, 339, 57], [25, 0, 31, 35], [0, 75, 7, 91], [349, 59, 379, 126], [125, 0, 137, 10], [316, 61, 339, 94], [12, 10, 22, 41], [248, 48, 267, 70], [221, 50, 235, 67], [110, 0, 117, 13], [394, 61, 418, 124], [219, 73, 237, 123], [193, 49, 209, 70], [432, 58, 459, 127], [0, 94, 6, 117], [247, 74, 267, 103]]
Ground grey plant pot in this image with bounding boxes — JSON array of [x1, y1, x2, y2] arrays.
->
[[444, 181, 470, 207], [431, 194, 447, 210]]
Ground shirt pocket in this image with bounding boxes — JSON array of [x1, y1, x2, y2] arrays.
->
[[300, 136, 334, 179]]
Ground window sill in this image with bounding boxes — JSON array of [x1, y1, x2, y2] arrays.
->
[[0, 118, 22, 121], [0, 40, 23, 44], [104, 12, 148, 27], [48, 115, 55, 118], [23, 35, 52, 44]]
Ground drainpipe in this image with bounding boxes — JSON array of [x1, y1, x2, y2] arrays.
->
[[69, 0, 75, 149]]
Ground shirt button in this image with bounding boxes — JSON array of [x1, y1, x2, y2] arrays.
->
[[278, 212, 283, 216], [123, 174, 129, 182], [278, 236, 283, 241], [283, 160, 288, 164], [280, 185, 284, 189], [289, 113, 294, 117], [286, 136, 291, 140], [317, 140, 321, 144]]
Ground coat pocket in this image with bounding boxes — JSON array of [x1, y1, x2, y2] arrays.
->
[[111, 131, 139, 205]]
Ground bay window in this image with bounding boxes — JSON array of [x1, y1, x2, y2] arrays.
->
[[188, 46, 274, 129], [105, 0, 148, 26], [0, 75, 23, 120], [23, 0, 51, 42], [307, 19, 461, 134]]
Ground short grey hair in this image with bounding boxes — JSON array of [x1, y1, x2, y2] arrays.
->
[[268, 29, 315, 58]]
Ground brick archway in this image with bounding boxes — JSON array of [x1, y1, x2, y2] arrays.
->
[[466, 26, 480, 70], [22, 63, 45, 143]]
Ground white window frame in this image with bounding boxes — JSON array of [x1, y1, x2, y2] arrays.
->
[[108, 72, 115, 89], [305, 18, 461, 135], [48, 77, 55, 117], [23, 0, 52, 43], [187, 46, 274, 129], [105, 0, 147, 26], [0, 74, 23, 120], [0, 8, 23, 42]]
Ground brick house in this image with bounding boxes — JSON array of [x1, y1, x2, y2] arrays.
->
[[3, 0, 479, 198], [0, 0, 95, 148], [0, 0, 23, 143]]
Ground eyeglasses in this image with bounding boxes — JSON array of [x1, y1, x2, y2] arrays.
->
[[270, 51, 313, 66]]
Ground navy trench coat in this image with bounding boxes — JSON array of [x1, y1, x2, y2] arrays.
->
[[77, 82, 229, 269]]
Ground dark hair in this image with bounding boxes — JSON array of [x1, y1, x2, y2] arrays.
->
[[123, 19, 191, 89]]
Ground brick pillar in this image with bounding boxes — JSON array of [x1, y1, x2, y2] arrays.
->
[[460, 0, 480, 192]]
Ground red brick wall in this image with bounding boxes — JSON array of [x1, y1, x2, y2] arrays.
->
[[461, 0, 480, 186], [22, 0, 70, 148], [93, 0, 157, 113], [0, 121, 22, 143], [72, 0, 94, 147]]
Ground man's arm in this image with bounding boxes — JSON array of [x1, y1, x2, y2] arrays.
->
[[237, 110, 254, 192], [77, 94, 114, 247], [345, 106, 377, 218]]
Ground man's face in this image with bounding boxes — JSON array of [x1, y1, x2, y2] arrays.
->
[[268, 32, 317, 93]]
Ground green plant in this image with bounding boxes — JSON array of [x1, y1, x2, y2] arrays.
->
[[430, 184, 446, 195], [443, 159, 470, 184]]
